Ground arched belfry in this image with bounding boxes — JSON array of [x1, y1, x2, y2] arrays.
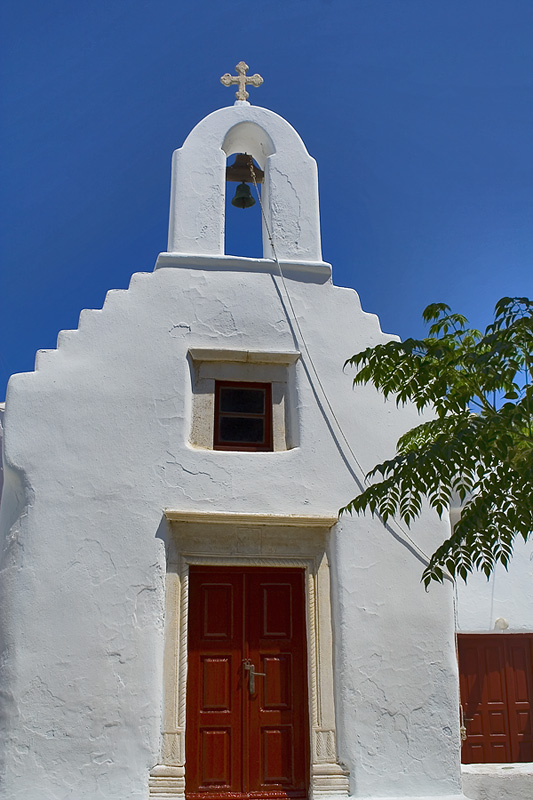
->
[[164, 105, 323, 263]]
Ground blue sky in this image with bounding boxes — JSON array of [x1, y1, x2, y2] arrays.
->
[[1, 0, 532, 400]]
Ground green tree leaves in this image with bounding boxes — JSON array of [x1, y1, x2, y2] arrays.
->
[[342, 297, 533, 586]]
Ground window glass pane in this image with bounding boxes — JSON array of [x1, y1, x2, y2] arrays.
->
[[220, 387, 265, 415], [219, 416, 265, 443]]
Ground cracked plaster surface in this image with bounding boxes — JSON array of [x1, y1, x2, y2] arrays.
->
[[270, 167, 303, 255]]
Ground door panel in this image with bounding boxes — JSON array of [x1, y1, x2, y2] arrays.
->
[[201, 584, 234, 639], [247, 574, 308, 798], [187, 574, 243, 794], [263, 655, 292, 709], [262, 726, 294, 784], [200, 729, 232, 786], [458, 634, 533, 763], [201, 657, 231, 710], [507, 639, 533, 761], [186, 568, 309, 800]]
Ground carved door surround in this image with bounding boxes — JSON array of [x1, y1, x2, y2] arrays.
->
[[149, 511, 350, 800]]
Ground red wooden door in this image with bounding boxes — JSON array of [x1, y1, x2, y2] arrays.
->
[[458, 634, 533, 763], [186, 567, 310, 800]]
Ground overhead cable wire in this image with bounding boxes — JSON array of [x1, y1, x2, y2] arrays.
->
[[249, 162, 436, 568]]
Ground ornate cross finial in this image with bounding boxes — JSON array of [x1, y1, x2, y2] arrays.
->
[[220, 61, 263, 102]]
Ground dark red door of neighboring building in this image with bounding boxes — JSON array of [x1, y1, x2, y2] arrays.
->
[[458, 633, 533, 763], [186, 567, 310, 800]]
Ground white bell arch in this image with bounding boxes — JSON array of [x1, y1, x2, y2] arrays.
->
[[167, 105, 323, 262]]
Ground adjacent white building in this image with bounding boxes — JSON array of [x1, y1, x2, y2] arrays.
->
[[455, 530, 533, 799]]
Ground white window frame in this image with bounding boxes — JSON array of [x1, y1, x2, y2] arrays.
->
[[188, 349, 300, 452]]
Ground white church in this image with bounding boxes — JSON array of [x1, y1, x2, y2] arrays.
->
[[0, 64, 531, 800]]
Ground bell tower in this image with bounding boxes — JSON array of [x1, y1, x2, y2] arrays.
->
[[161, 64, 324, 266]]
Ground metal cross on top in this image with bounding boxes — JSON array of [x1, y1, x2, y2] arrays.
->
[[220, 61, 263, 102]]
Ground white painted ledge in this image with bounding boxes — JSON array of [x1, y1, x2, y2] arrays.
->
[[164, 510, 338, 527], [461, 762, 533, 800], [462, 763, 533, 776], [353, 795, 469, 800], [188, 347, 300, 365], [154, 251, 332, 280]]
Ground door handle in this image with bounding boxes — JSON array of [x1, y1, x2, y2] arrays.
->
[[243, 659, 266, 695], [459, 704, 467, 741], [459, 704, 475, 741]]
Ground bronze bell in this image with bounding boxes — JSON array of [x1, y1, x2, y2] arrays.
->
[[231, 181, 255, 209]]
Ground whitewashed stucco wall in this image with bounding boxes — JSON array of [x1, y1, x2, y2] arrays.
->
[[0, 104, 467, 800]]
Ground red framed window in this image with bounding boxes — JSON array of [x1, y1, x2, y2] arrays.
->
[[214, 381, 273, 451]]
